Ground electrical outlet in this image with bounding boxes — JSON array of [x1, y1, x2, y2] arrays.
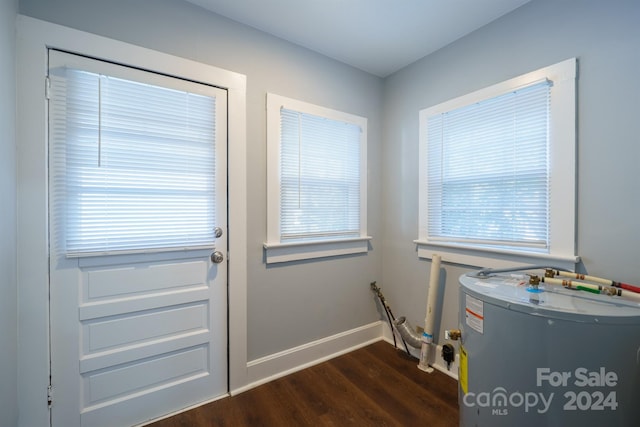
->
[[433, 344, 460, 380]]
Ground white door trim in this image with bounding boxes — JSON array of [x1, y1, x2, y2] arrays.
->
[[16, 15, 248, 427]]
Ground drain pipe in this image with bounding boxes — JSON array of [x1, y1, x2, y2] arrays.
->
[[392, 254, 443, 372], [418, 254, 441, 372]]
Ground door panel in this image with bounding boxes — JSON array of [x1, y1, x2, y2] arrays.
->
[[48, 50, 228, 427]]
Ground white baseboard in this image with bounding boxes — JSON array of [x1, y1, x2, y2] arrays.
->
[[232, 321, 384, 395], [381, 321, 459, 380]]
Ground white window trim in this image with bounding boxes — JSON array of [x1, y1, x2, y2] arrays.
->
[[265, 93, 370, 264], [415, 58, 580, 270]]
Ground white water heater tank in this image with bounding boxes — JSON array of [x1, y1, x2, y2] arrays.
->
[[458, 272, 640, 427]]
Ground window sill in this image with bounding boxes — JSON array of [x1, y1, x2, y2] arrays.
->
[[414, 240, 580, 271], [264, 237, 372, 264]]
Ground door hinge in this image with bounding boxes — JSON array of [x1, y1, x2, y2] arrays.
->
[[45, 76, 51, 100], [47, 384, 53, 409]]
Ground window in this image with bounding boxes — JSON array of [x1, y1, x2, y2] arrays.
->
[[49, 50, 227, 256], [416, 58, 578, 269], [265, 94, 370, 263]]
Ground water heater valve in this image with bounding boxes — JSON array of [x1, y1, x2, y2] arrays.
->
[[445, 329, 461, 340]]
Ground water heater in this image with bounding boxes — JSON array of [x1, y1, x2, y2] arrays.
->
[[458, 272, 640, 427]]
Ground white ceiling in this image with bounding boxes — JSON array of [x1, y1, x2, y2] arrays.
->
[[184, 0, 531, 77]]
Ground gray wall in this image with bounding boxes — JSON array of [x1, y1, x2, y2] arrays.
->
[[18, 0, 384, 361], [0, 0, 18, 425], [382, 0, 640, 345]]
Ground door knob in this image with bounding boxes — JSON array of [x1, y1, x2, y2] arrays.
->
[[211, 251, 224, 264]]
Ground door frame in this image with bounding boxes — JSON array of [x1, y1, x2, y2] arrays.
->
[[17, 15, 248, 427]]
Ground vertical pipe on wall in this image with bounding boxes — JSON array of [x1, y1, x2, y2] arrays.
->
[[418, 254, 441, 372]]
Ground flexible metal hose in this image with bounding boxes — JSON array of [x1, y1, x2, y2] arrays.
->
[[392, 316, 423, 349]]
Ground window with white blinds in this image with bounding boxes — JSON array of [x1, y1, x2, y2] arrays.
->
[[426, 81, 551, 249], [417, 59, 578, 267], [265, 94, 369, 263], [279, 108, 361, 241], [49, 50, 223, 256]]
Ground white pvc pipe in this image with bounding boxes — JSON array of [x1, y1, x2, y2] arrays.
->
[[618, 288, 640, 303], [418, 254, 441, 372]]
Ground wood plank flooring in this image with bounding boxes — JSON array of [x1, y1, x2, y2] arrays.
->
[[146, 340, 459, 427]]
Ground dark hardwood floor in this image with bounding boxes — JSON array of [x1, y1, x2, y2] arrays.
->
[[147, 340, 459, 427]]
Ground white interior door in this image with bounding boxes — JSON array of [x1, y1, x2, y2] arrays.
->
[[48, 50, 228, 427]]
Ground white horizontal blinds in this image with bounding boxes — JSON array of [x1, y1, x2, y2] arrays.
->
[[50, 66, 217, 256], [280, 108, 361, 241], [427, 80, 551, 249]]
